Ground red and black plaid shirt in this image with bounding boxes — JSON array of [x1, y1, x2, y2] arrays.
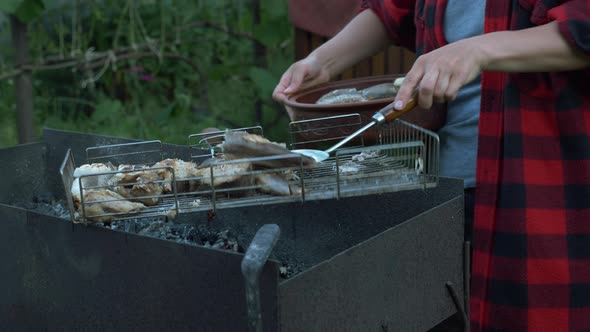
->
[[362, 0, 590, 331]]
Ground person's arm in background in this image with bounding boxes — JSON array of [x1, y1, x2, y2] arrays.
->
[[272, 9, 391, 102], [394, 2, 590, 110]]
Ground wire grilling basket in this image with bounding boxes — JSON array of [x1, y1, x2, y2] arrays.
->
[[60, 114, 439, 223]]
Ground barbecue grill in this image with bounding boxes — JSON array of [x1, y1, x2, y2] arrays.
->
[[0, 125, 468, 332]]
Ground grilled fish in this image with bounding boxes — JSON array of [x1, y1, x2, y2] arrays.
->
[[71, 163, 116, 207], [316, 88, 367, 105], [221, 130, 315, 168], [254, 172, 301, 196], [152, 158, 200, 193], [195, 158, 252, 187], [193, 157, 255, 197], [81, 189, 145, 222], [360, 83, 397, 100], [108, 164, 163, 206], [315, 83, 398, 105]]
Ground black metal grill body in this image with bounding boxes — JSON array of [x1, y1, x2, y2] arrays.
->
[[0, 129, 465, 332]]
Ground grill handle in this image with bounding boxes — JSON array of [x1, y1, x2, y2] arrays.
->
[[241, 224, 281, 332]]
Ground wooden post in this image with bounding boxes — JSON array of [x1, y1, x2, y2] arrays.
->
[[10, 15, 35, 144], [252, 0, 265, 124]]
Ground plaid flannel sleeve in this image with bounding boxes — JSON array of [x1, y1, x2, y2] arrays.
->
[[360, 0, 417, 51], [544, 0, 590, 55]]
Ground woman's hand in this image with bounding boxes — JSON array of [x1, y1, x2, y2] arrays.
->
[[272, 55, 331, 103], [394, 38, 486, 110], [394, 21, 590, 111], [272, 9, 391, 103]]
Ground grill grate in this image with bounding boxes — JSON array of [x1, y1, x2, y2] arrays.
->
[[60, 116, 439, 223]]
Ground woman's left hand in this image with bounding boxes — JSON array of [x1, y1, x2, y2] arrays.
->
[[393, 38, 487, 110]]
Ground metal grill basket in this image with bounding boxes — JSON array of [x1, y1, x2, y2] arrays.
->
[[60, 114, 439, 223]]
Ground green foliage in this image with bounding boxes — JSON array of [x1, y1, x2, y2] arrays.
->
[[248, 67, 277, 99], [0, 0, 45, 23], [0, 0, 295, 147], [0, 0, 22, 13]]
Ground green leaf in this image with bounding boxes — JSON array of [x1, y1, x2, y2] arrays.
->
[[154, 101, 176, 125], [262, 0, 287, 20], [253, 21, 283, 47], [14, 0, 45, 23], [92, 98, 122, 124], [0, 0, 24, 14], [248, 67, 278, 99], [208, 64, 245, 81]]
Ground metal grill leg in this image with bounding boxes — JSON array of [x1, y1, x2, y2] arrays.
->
[[445, 282, 468, 332], [438, 240, 471, 332], [241, 224, 281, 332], [463, 241, 471, 332]]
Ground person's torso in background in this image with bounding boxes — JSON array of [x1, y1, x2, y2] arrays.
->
[[438, 0, 486, 188]]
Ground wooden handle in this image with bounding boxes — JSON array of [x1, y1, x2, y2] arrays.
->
[[379, 96, 418, 123]]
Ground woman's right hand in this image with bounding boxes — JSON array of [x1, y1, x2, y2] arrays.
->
[[272, 54, 331, 103], [272, 9, 391, 103]]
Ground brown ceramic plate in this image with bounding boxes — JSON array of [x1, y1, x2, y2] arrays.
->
[[283, 74, 446, 147]]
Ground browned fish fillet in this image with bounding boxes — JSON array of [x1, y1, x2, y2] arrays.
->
[[195, 159, 252, 186], [108, 165, 163, 206], [71, 163, 116, 206], [221, 131, 315, 168], [152, 158, 200, 193], [80, 189, 145, 222], [254, 172, 301, 196]]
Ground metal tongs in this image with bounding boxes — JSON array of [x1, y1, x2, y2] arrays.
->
[[292, 92, 418, 162]]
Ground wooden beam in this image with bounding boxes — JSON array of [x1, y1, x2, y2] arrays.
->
[[252, 0, 266, 124], [10, 15, 35, 144]]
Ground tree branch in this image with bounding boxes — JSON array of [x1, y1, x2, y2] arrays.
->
[[0, 19, 253, 82], [176, 21, 255, 41]]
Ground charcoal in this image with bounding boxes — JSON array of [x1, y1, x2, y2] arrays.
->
[[278, 259, 307, 279], [14, 200, 71, 220], [218, 230, 229, 241], [138, 221, 163, 236], [211, 242, 225, 250], [32, 191, 58, 204], [20, 199, 314, 278], [97, 219, 244, 254]]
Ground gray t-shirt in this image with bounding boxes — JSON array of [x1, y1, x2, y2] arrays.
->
[[440, 0, 486, 188]]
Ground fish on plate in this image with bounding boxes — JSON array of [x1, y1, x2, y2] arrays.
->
[[315, 82, 399, 105]]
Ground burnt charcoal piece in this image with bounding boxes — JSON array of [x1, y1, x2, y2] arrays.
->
[[100, 219, 244, 253], [32, 191, 58, 204], [14, 199, 70, 219]]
